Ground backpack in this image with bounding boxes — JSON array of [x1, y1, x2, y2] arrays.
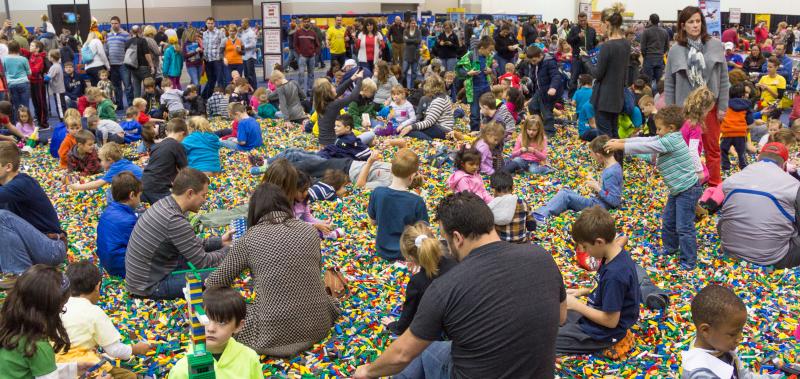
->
[[80, 43, 95, 63], [124, 40, 139, 69]]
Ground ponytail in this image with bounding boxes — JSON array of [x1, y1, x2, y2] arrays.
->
[[400, 222, 443, 278]]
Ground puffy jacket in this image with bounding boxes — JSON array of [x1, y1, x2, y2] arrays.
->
[[520, 54, 563, 104], [319, 133, 371, 161], [447, 169, 493, 203], [161, 45, 183, 78], [720, 98, 753, 138]]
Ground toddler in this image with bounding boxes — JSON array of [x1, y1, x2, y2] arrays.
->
[[474, 121, 505, 175], [447, 145, 493, 203], [96, 69, 115, 104], [682, 86, 715, 183]]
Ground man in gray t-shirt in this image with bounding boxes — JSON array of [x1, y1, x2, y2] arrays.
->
[[354, 192, 567, 379]]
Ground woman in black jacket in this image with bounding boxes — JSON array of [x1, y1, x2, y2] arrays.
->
[[743, 45, 766, 75], [582, 4, 630, 138], [436, 21, 461, 72]]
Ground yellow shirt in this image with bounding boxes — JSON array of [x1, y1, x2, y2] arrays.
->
[[327, 26, 347, 54], [167, 338, 262, 379], [759, 73, 786, 106]]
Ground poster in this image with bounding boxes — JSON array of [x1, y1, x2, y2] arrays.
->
[[699, 0, 721, 37], [729, 8, 741, 24], [262, 2, 281, 28], [755, 14, 771, 31], [579, 2, 592, 15], [263, 29, 281, 54], [264, 55, 282, 77]]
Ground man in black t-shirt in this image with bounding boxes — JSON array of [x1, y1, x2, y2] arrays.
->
[[353, 192, 566, 379]]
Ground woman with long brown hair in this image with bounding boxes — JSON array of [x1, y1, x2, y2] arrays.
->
[[664, 5, 730, 187]]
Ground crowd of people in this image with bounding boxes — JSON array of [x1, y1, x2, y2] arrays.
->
[[0, 3, 799, 378]]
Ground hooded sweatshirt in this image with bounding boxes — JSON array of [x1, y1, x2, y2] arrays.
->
[[160, 88, 185, 113], [488, 194, 518, 225], [447, 169, 493, 203], [720, 98, 754, 138], [182, 131, 222, 173]]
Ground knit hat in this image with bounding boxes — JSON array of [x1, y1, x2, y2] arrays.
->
[[308, 182, 336, 202], [760, 142, 789, 162], [343, 59, 357, 70]]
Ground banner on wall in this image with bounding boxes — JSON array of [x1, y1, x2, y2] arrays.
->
[[755, 14, 771, 30], [699, 0, 721, 37], [579, 3, 591, 16], [261, 2, 282, 80], [729, 8, 741, 24]]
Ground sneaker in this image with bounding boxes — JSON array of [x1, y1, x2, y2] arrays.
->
[[645, 293, 669, 310], [250, 163, 269, 175], [533, 212, 546, 226]]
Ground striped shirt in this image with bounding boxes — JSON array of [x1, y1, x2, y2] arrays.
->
[[105, 30, 130, 65], [624, 132, 698, 194], [203, 28, 226, 62], [480, 104, 516, 136], [125, 196, 227, 296], [412, 95, 454, 132]]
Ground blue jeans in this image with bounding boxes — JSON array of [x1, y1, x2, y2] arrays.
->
[[0, 210, 66, 275], [394, 341, 453, 379], [220, 138, 242, 150], [528, 92, 556, 135], [149, 259, 213, 300], [226, 63, 244, 86], [535, 189, 601, 218], [407, 125, 449, 141], [110, 64, 132, 108], [244, 58, 258, 88], [470, 86, 490, 132], [403, 60, 420, 88], [298, 55, 316, 96], [642, 56, 665, 89], [503, 157, 553, 175], [442, 58, 458, 73], [186, 65, 202, 87], [661, 182, 702, 269], [272, 148, 325, 164], [202, 60, 225, 99], [8, 83, 31, 123]]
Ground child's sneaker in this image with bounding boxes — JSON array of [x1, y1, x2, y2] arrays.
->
[[645, 293, 670, 310], [250, 162, 269, 175], [532, 212, 546, 228]]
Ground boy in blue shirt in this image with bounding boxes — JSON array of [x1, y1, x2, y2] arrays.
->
[[457, 36, 495, 132], [556, 206, 640, 354], [572, 74, 593, 111], [534, 135, 622, 223], [573, 74, 599, 141], [62, 62, 84, 109], [221, 102, 263, 151], [67, 142, 143, 194], [120, 107, 143, 143], [96, 171, 142, 277], [367, 149, 428, 261]]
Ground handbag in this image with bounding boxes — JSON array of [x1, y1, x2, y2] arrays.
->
[[324, 266, 348, 299]]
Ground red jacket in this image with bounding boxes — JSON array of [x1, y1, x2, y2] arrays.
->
[[20, 49, 46, 84], [77, 96, 97, 115], [293, 28, 319, 58]]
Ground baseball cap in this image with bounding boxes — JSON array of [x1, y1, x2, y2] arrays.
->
[[760, 142, 789, 162], [724, 41, 734, 50]]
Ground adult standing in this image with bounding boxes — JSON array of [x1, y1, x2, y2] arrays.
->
[[436, 21, 460, 72], [124, 25, 154, 99], [355, 18, 384, 72], [294, 17, 320, 97], [223, 24, 244, 85], [557, 19, 571, 41], [201, 17, 226, 99], [718, 143, 800, 269], [142, 26, 163, 85], [388, 16, 405, 66], [239, 19, 258, 89], [582, 5, 630, 139], [327, 16, 348, 69], [353, 192, 566, 379], [206, 182, 339, 356], [493, 25, 519, 76], [126, 168, 232, 300], [311, 20, 326, 69], [521, 18, 539, 47], [743, 45, 765, 75], [83, 32, 110, 86], [181, 27, 203, 87], [567, 12, 598, 95], [665, 6, 730, 187], [105, 16, 131, 108], [640, 13, 670, 87], [754, 22, 769, 46], [402, 19, 422, 89]]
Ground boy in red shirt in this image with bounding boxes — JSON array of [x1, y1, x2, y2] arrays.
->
[[21, 41, 49, 128]]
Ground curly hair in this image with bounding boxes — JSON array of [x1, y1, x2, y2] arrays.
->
[[683, 86, 716, 127]]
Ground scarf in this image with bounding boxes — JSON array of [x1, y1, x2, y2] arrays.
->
[[686, 38, 706, 88]]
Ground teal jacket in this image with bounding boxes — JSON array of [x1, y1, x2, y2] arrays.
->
[[161, 45, 184, 78]]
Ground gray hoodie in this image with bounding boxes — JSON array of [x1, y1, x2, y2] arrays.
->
[[268, 81, 306, 122], [488, 194, 519, 225]]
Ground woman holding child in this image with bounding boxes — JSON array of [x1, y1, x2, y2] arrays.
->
[[665, 6, 730, 187], [205, 179, 339, 356]]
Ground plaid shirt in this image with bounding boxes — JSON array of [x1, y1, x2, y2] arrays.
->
[[203, 28, 226, 62], [66, 146, 102, 176], [206, 93, 229, 117], [495, 197, 530, 243]]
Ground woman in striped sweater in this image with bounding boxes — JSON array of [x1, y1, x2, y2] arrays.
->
[[398, 75, 454, 141]]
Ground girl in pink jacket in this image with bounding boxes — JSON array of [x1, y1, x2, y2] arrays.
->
[[503, 115, 553, 175], [447, 145, 494, 203]]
